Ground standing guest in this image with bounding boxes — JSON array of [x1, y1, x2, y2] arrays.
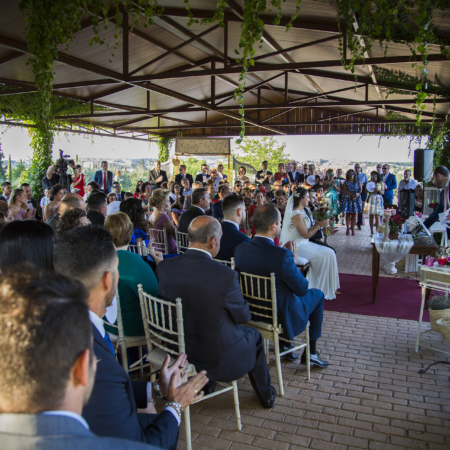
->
[[308, 164, 322, 189], [84, 181, 99, 201], [398, 169, 418, 190], [158, 216, 275, 407], [235, 204, 329, 366], [170, 183, 184, 225], [175, 164, 194, 185], [355, 163, 368, 230], [9, 188, 35, 221], [114, 170, 121, 182], [248, 190, 265, 236], [242, 188, 253, 211], [178, 188, 211, 233], [138, 182, 152, 214], [0, 181, 12, 202], [56, 208, 90, 238], [94, 161, 113, 195], [342, 169, 363, 236], [148, 160, 168, 189], [256, 161, 273, 192], [20, 183, 38, 220], [382, 164, 397, 208], [0, 221, 55, 271], [107, 193, 117, 204], [233, 180, 243, 195], [183, 181, 201, 210], [87, 191, 107, 226], [40, 187, 51, 209], [45, 159, 79, 191], [316, 186, 325, 201], [366, 171, 385, 236], [46, 193, 86, 233], [298, 163, 310, 185], [72, 164, 86, 197], [334, 168, 346, 224], [195, 164, 210, 183], [134, 180, 144, 198], [236, 166, 250, 183], [268, 180, 282, 201], [54, 227, 207, 449], [149, 189, 177, 254], [120, 198, 150, 247], [274, 189, 288, 218], [206, 178, 217, 204], [217, 163, 228, 181], [180, 177, 192, 197], [288, 162, 300, 184], [112, 181, 126, 201], [209, 168, 220, 189], [215, 196, 250, 261], [274, 163, 290, 185], [212, 185, 231, 222], [0, 267, 169, 450], [415, 184, 424, 212], [282, 181, 292, 196], [376, 163, 382, 174], [323, 169, 341, 219]]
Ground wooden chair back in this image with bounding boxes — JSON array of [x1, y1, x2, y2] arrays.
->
[[149, 227, 169, 255], [176, 229, 189, 254]]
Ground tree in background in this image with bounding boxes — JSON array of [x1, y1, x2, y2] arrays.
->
[[12, 160, 26, 180], [0, 145, 6, 182], [234, 137, 290, 172], [7, 154, 11, 182]]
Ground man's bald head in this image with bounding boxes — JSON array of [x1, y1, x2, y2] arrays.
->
[[59, 193, 85, 215], [188, 216, 221, 245]]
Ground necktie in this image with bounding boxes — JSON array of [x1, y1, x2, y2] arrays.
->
[[103, 332, 115, 356], [103, 172, 107, 191]]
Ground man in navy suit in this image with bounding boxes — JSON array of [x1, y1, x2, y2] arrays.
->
[[424, 165, 450, 239], [94, 161, 113, 194], [381, 164, 397, 207], [175, 164, 194, 186], [54, 226, 208, 449], [212, 185, 231, 222], [158, 216, 275, 408], [234, 204, 328, 367], [215, 195, 251, 261], [112, 181, 126, 201], [178, 188, 211, 233], [288, 162, 300, 184]]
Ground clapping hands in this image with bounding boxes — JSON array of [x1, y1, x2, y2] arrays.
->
[[283, 240, 298, 262]]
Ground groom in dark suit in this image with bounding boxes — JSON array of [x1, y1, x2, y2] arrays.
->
[[234, 204, 328, 367]]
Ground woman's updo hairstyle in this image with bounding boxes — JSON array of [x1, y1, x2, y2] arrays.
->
[[292, 187, 308, 208], [148, 188, 170, 209]]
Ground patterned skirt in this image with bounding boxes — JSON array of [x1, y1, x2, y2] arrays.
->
[[366, 193, 384, 216]]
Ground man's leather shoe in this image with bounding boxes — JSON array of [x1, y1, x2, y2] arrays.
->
[[301, 351, 329, 368], [280, 343, 299, 362], [203, 380, 217, 395], [261, 385, 276, 409], [357, 226, 362, 230]]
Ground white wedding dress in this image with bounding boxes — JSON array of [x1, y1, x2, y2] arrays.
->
[[280, 197, 340, 300]]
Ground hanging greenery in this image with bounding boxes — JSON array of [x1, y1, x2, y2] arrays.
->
[[156, 134, 174, 162]]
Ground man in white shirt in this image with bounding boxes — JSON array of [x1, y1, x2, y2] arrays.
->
[[0, 265, 163, 450], [398, 169, 418, 190]]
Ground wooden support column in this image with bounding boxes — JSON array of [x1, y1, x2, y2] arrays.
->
[[224, 20, 228, 68], [123, 10, 129, 77], [211, 61, 216, 107]]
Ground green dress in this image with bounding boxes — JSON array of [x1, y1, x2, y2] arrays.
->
[[324, 180, 342, 215], [105, 250, 158, 337]]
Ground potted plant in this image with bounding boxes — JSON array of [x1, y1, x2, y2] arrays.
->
[[388, 214, 407, 240], [428, 294, 450, 333]]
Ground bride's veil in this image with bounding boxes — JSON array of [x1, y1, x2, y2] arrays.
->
[[279, 194, 295, 246]]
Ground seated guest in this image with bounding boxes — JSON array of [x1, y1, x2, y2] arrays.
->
[[180, 177, 192, 197], [234, 204, 328, 367], [0, 200, 11, 224], [158, 216, 275, 408], [107, 192, 117, 204], [175, 164, 194, 185], [87, 190, 107, 226], [125, 191, 134, 199], [134, 180, 144, 198], [0, 180, 12, 202], [183, 181, 201, 210], [40, 187, 51, 208], [9, 188, 36, 221], [47, 193, 86, 232], [21, 183, 39, 220], [104, 212, 161, 336], [84, 181, 99, 201], [215, 196, 250, 262], [233, 180, 243, 195], [0, 220, 54, 272], [212, 185, 231, 222], [242, 188, 253, 210], [282, 181, 291, 196], [120, 198, 150, 247], [316, 185, 324, 201], [56, 208, 90, 238], [54, 226, 208, 448], [178, 188, 211, 233], [274, 189, 288, 217], [44, 184, 65, 221], [148, 189, 177, 254], [195, 164, 210, 183], [138, 182, 152, 209], [112, 181, 126, 201], [0, 266, 165, 450], [169, 183, 184, 225]]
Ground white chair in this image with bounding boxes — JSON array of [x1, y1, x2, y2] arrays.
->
[[138, 285, 242, 450], [175, 229, 189, 254], [148, 227, 168, 254], [214, 258, 233, 268], [103, 290, 149, 376], [236, 271, 310, 396], [127, 242, 145, 255]]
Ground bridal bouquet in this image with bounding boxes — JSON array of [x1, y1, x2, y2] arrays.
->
[[311, 199, 336, 235]]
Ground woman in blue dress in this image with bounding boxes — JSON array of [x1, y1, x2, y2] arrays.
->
[[323, 169, 342, 217], [341, 169, 363, 236]]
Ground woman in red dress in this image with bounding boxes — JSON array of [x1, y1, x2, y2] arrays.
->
[[72, 165, 86, 197], [248, 190, 266, 237], [273, 163, 290, 185]]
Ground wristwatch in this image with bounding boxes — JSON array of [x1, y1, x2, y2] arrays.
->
[[152, 381, 162, 399]]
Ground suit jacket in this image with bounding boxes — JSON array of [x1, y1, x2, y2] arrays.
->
[[148, 169, 168, 188], [211, 200, 224, 221], [94, 170, 114, 194], [288, 171, 300, 184], [0, 413, 161, 450], [215, 221, 251, 261], [424, 185, 450, 238], [158, 250, 260, 382], [195, 173, 210, 183], [234, 237, 324, 340], [87, 209, 105, 226], [83, 325, 178, 449], [175, 173, 194, 185], [115, 190, 126, 202], [255, 170, 273, 191], [0, 194, 8, 203], [177, 206, 204, 233], [382, 173, 397, 203]]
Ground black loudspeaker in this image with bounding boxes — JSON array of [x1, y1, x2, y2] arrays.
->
[[414, 149, 434, 181], [397, 189, 415, 218]]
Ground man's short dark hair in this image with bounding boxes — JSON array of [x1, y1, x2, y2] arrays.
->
[[1, 181, 12, 188], [222, 195, 244, 213], [262, 161, 268, 165], [20, 182, 30, 188], [434, 165, 449, 177], [101, 160, 107, 165], [253, 204, 280, 233], [87, 191, 107, 211], [219, 184, 230, 194], [192, 188, 208, 205], [0, 265, 91, 412], [201, 164, 208, 168], [54, 226, 116, 292], [112, 181, 120, 186]]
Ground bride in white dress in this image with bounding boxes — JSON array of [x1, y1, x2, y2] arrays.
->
[[280, 187, 340, 300]]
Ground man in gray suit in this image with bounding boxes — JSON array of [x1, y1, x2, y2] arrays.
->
[[0, 265, 160, 450]]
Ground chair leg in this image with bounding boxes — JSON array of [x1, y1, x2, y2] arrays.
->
[[273, 333, 284, 396], [120, 341, 128, 373], [138, 346, 143, 377], [264, 339, 270, 365], [305, 325, 310, 381], [232, 380, 242, 431], [184, 406, 192, 450]]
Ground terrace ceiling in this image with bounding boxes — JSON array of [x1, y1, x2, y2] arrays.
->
[[0, 0, 449, 140]]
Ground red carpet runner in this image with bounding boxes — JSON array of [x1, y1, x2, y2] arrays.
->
[[324, 274, 430, 322]]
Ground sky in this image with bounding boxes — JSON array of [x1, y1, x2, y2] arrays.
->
[[1, 124, 418, 164]]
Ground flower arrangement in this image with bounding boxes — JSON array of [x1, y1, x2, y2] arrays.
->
[[312, 199, 336, 236], [388, 214, 407, 233], [429, 202, 439, 210]]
